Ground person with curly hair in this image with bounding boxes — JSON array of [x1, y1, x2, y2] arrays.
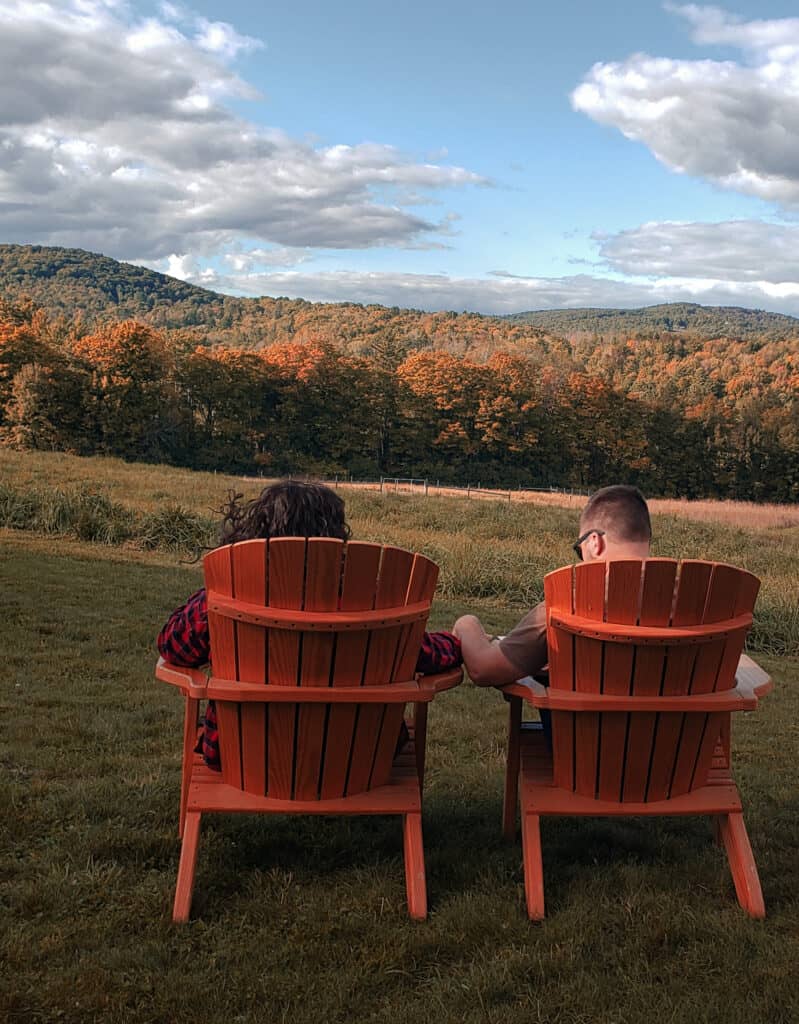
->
[[158, 479, 461, 769]]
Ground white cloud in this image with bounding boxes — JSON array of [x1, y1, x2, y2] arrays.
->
[[193, 17, 263, 59], [597, 219, 799, 282], [0, 1, 486, 260], [161, 264, 799, 317], [572, 5, 799, 206], [222, 247, 313, 271]]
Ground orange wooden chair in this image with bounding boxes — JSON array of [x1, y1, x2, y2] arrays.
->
[[156, 538, 462, 922], [500, 559, 773, 919]]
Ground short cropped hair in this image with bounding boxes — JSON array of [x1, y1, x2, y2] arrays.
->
[[580, 484, 651, 543]]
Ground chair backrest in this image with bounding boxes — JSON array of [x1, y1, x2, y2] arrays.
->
[[203, 538, 438, 800], [544, 559, 759, 801]]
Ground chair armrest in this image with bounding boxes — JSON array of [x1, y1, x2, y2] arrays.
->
[[500, 678, 549, 705], [416, 667, 464, 697], [736, 653, 773, 698], [155, 657, 209, 698], [499, 677, 759, 712]]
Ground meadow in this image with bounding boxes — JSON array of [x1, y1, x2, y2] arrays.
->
[[2, 449, 797, 1023]]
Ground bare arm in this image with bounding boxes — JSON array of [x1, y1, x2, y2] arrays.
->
[[452, 614, 522, 687]]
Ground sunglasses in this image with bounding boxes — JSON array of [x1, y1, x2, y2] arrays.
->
[[572, 528, 605, 561]]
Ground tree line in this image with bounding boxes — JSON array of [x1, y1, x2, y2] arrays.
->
[[1, 296, 797, 500]]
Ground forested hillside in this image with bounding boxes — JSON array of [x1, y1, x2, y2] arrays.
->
[[3, 244, 799, 355], [1, 285, 797, 499], [506, 303, 799, 340]]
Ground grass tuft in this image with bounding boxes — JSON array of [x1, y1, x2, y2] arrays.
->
[[137, 503, 215, 554]]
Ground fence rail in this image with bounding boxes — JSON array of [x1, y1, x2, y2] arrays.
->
[[322, 475, 589, 506]]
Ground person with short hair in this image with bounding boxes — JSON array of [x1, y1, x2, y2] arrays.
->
[[453, 485, 652, 686]]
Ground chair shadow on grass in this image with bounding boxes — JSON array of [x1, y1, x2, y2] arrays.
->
[[155, 783, 797, 923], [181, 789, 511, 919]]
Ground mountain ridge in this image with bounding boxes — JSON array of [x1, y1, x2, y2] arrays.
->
[[1, 244, 797, 350]]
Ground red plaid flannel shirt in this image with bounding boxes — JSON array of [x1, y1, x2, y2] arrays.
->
[[157, 588, 461, 770]]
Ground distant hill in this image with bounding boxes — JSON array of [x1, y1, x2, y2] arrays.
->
[[506, 303, 799, 339], [1, 245, 798, 355]]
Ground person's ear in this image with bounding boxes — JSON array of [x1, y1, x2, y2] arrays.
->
[[587, 530, 606, 560]]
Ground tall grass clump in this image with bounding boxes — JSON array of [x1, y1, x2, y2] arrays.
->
[[0, 482, 38, 529], [137, 504, 215, 554], [0, 483, 135, 543], [0, 482, 213, 555]]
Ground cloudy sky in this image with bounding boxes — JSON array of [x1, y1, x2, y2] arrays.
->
[[4, 0, 799, 314]]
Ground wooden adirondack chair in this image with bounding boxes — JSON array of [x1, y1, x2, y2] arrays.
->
[[156, 538, 462, 922], [500, 559, 773, 920]]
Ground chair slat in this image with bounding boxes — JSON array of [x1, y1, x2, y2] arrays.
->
[[348, 547, 414, 795], [295, 540, 343, 800], [573, 562, 606, 797], [689, 567, 759, 793], [205, 547, 241, 787], [364, 546, 416, 685], [623, 560, 676, 802], [346, 705, 385, 795], [671, 563, 738, 796], [321, 543, 382, 799], [393, 553, 439, 682], [232, 541, 269, 795], [215, 702, 243, 788], [647, 561, 711, 800], [370, 553, 438, 789], [599, 560, 642, 801], [545, 566, 575, 790], [204, 546, 237, 678], [267, 538, 307, 798]]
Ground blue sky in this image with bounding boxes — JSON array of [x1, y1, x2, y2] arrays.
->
[[4, 1, 799, 313]]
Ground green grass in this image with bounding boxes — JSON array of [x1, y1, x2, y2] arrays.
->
[[2, 451, 799, 1023]]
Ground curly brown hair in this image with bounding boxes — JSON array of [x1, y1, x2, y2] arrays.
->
[[216, 480, 351, 546]]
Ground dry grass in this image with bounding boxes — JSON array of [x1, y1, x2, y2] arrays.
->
[[339, 480, 799, 529], [646, 497, 799, 530], [4, 450, 797, 529]]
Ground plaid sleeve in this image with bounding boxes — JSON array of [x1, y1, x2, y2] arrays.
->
[[157, 588, 210, 668], [415, 630, 462, 675]]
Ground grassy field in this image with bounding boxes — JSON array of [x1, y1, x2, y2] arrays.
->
[[2, 450, 798, 1023]]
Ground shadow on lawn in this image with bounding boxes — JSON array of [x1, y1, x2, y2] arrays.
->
[[152, 791, 754, 920]]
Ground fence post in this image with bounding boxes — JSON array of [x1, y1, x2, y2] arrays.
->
[[467, 484, 471, 499], [380, 476, 383, 493], [424, 479, 428, 496]]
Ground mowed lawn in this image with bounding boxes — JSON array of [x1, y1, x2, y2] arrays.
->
[[1, 454, 798, 1024]]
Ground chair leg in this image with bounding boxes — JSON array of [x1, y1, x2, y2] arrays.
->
[[502, 696, 522, 841], [717, 812, 766, 919], [173, 811, 202, 923], [180, 697, 200, 838], [403, 812, 427, 921], [522, 813, 545, 921]]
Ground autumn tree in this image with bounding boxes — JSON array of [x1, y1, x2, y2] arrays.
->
[[72, 321, 179, 461]]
